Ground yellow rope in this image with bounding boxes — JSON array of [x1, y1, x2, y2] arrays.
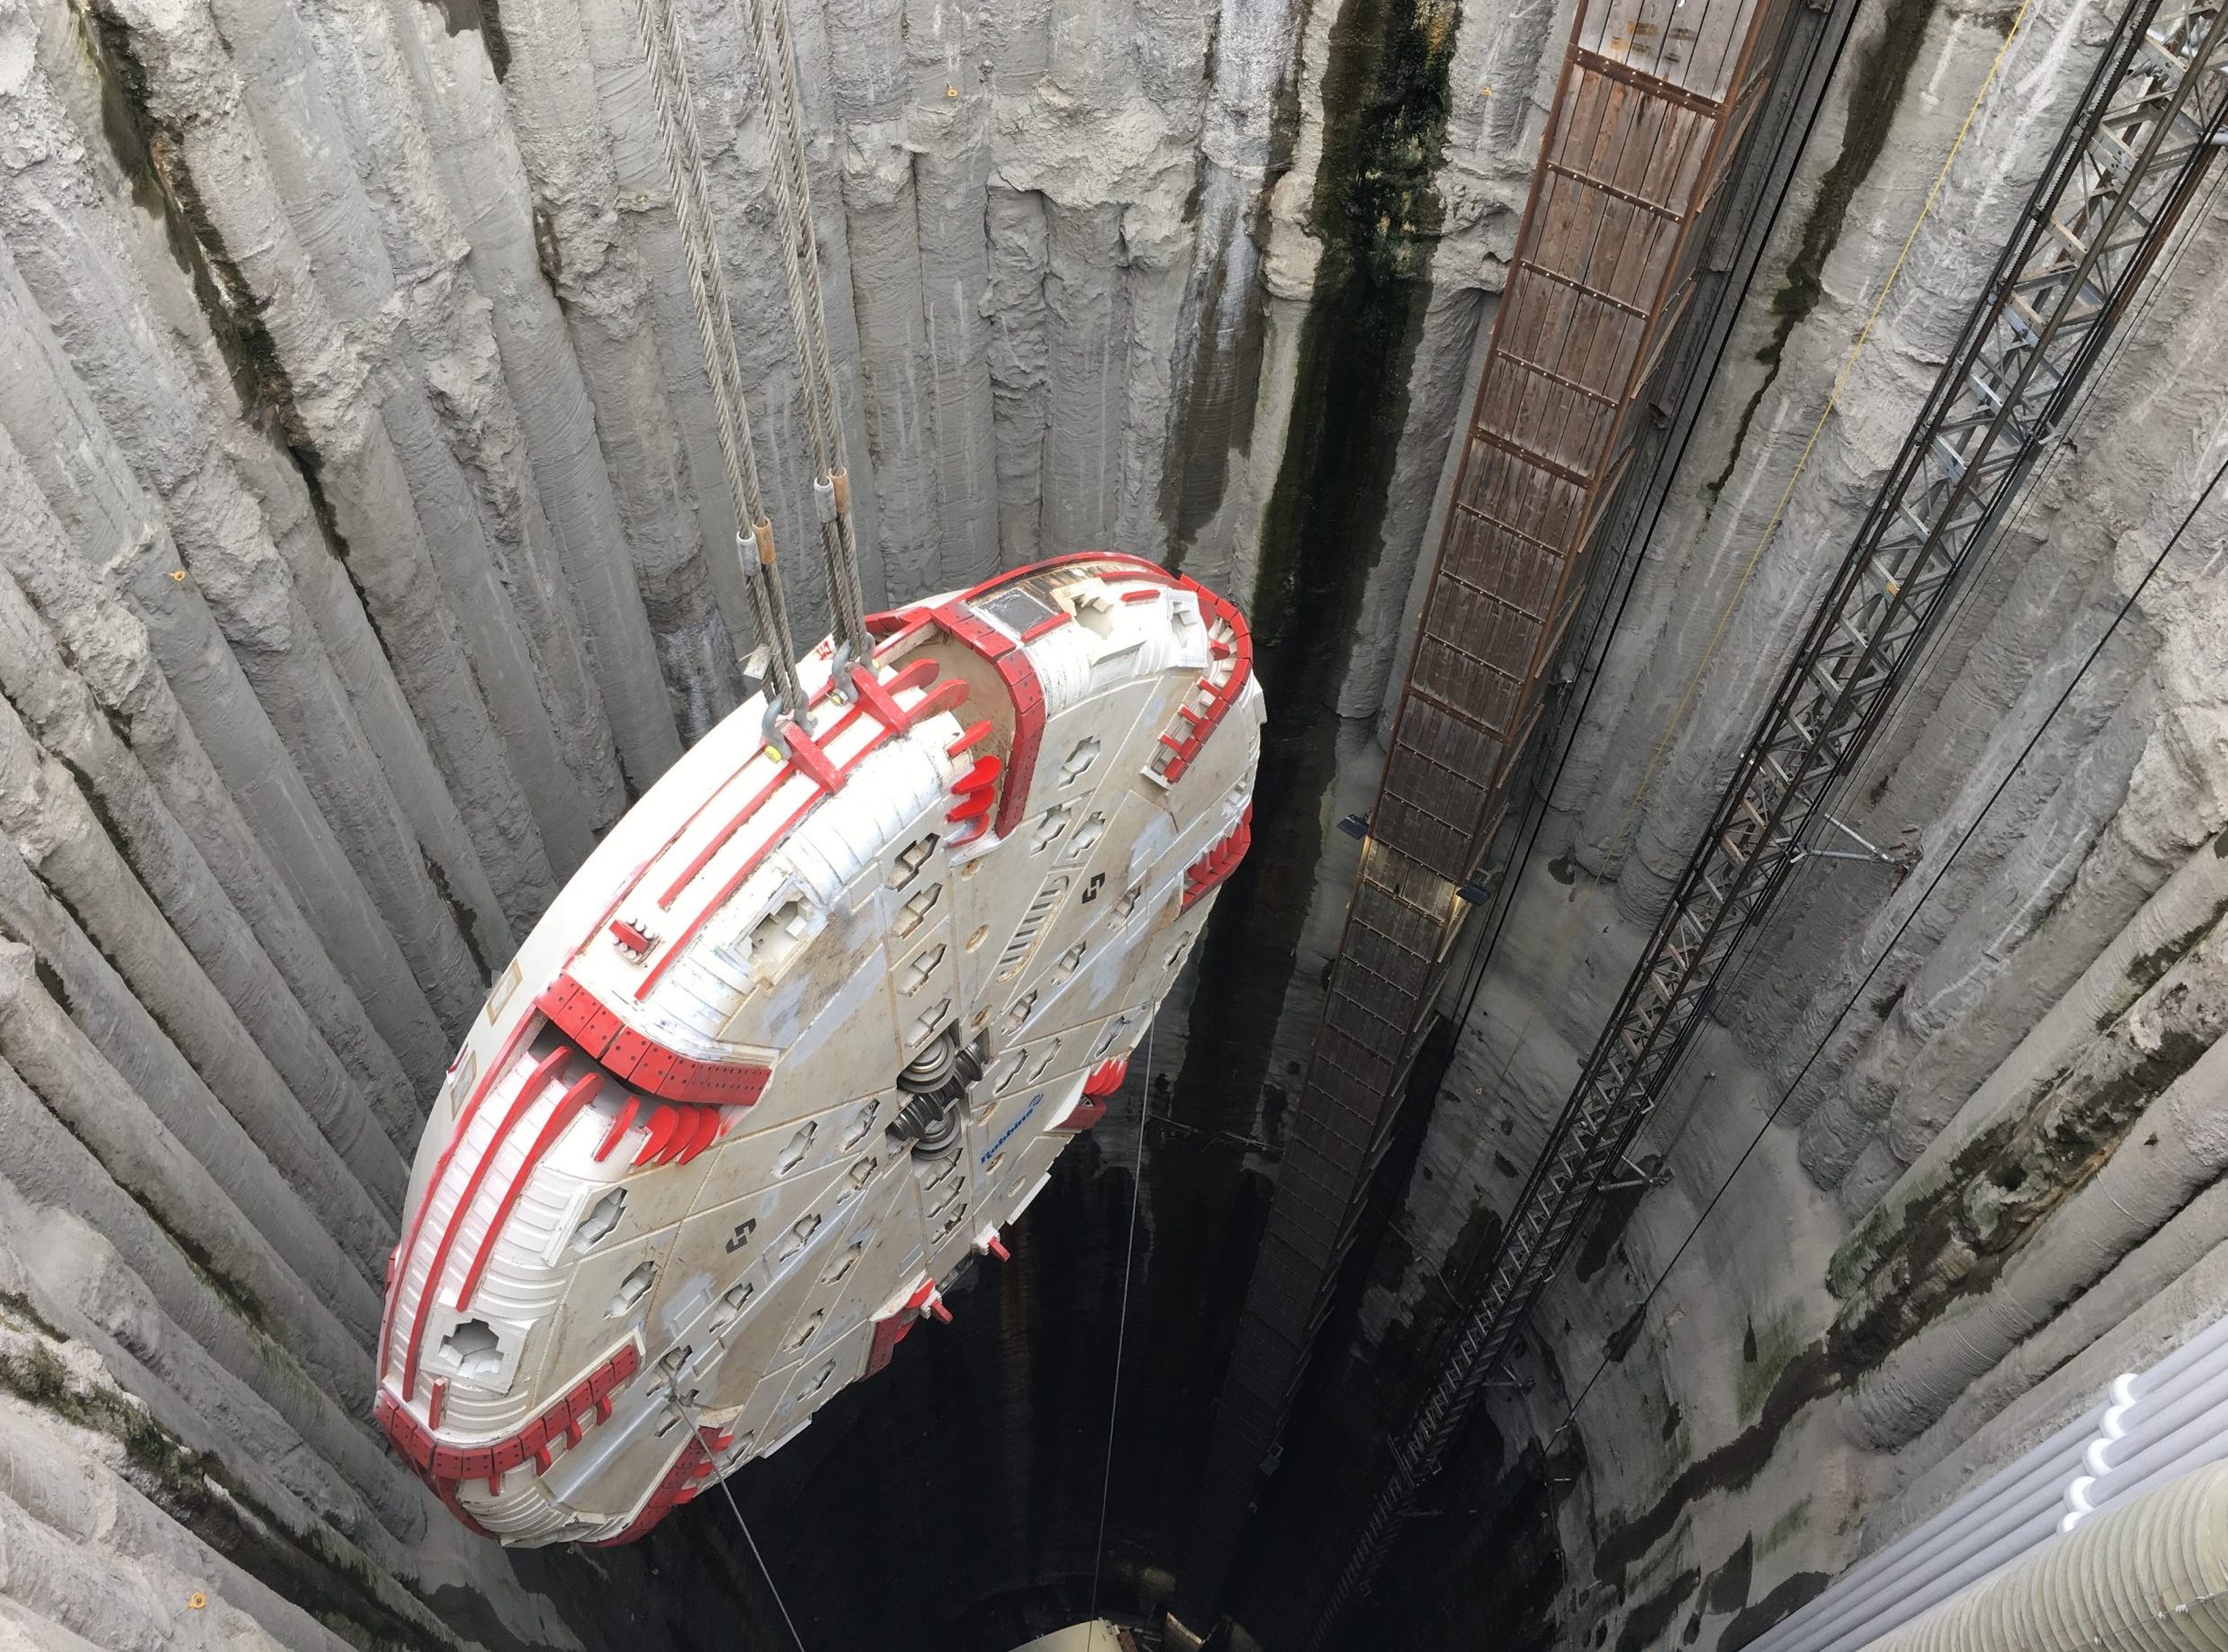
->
[[1470, 0, 2042, 1101]]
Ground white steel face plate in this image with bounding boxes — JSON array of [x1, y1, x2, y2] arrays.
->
[[375, 554, 1262, 1545]]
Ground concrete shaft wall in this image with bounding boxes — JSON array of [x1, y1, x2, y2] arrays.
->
[[0, 0, 1531, 1634], [2, 0, 2226, 1636], [1334, 0, 2228, 1641]]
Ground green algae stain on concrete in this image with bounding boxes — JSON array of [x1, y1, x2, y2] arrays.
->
[[1169, 0, 1459, 1138], [1737, 1305, 1807, 1423], [1705, 0, 1942, 501], [0, 1310, 463, 1652]]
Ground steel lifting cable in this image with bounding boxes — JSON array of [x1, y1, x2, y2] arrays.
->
[[624, 0, 807, 718], [670, 1393, 811, 1650], [734, 0, 872, 670], [1089, 1018, 1156, 1625]]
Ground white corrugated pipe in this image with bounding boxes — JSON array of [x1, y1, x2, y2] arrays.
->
[[1745, 1309, 2228, 1652], [1858, 1458, 2228, 1650]]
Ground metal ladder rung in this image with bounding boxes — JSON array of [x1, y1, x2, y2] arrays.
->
[[2004, 286, 2053, 337], [2090, 121, 2143, 166], [2141, 34, 2193, 78], [2044, 213, 2089, 257], [1929, 430, 1974, 477]]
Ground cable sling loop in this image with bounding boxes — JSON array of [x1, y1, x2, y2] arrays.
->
[[622, 0, 806, 719], [734, 0, 873, 669]]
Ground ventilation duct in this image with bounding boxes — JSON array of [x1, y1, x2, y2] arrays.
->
[[1855, 1459, 2228, 1651], [1749, 1308, 2228, 1652]]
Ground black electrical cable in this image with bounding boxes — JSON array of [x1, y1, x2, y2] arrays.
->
[[1429, 0, 1865, 1114], [1829, 150, 2228, 812], [1621, 150, 2228, 1201], [1550, 436, 2228, 1440]]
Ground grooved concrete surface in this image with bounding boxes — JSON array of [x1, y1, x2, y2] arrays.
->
[[0, 0, 1527, 1635], [3, 0, 2228, 1638], [1330, 0, 2228, 1641]]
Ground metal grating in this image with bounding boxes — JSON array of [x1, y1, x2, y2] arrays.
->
[[1309, 0, 2228, 1639], [1170, 0, 1793, 1625]]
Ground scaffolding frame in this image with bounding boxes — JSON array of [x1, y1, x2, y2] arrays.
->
[[1308, 0, 2228, 1638]]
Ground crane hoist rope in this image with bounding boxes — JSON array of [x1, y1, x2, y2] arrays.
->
[[623, 0, 872, 714], [622, 0, 807, 716], [738, 0, 873, 669], [381, 0, 1270, 1566]]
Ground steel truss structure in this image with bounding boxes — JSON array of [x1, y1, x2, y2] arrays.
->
[[1311, 0, 2228, 1638], [1172, 0, 1797, 1629]]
